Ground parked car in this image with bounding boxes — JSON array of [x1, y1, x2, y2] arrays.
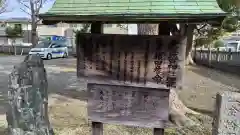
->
[[29, 40, 68, 59]]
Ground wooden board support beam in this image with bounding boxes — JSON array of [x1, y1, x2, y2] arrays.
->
[[90, 22, 104, 135], [154, 128, 164, 135], [92, 122, 103, 135], [158, 22, 171, 35], [91, 22, 103, 34]]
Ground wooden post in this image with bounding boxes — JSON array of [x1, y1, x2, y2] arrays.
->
[[158, 22, 171, 35], [212, 93, 222, 135], [92, 122, 103, 135], [91, 22, 103, 33], [90, 22, 104, 135], [193, 44, 197, 62], [227, 48, 232, 61], [200, 47, 203, 60], [186, 24, 195, 64], [207, 47, 210, 61], [216, 48, 219, 62], [153, 128, 164, 135], [208, 47, 211, 66]]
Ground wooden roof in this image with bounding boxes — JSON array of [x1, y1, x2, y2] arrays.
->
[[40, 0, 227, 24]]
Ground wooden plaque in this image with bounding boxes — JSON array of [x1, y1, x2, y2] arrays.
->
[[87, 83, 170, 128], [77, 34, 182, 88], [213, 92, 240, 135]]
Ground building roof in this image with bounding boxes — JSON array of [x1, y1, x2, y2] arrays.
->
[[0, 18, 31, 23], [40, 0, 227, 23]]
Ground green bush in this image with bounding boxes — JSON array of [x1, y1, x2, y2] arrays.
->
[[214, 40, 225, 48]]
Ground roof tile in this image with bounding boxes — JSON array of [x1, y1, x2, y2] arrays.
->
[[46, 0, 225, 15]]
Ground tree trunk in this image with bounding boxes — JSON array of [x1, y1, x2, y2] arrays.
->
[[185, 24, 195, 65], [31, 22, 38, 47], [137, 23, 198, 127], [30, 1, 38, 47]]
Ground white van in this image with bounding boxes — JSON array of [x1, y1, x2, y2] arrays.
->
[[29, 40, 68, 59]]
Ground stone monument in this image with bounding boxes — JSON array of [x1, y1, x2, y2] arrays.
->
[[213, 91, 240, 135], [7, 55, 54, 135]]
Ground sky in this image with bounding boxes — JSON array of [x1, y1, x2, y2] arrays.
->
[[0, 0, 55, 19]]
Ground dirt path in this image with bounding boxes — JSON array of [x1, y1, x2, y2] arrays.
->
[[45, 63, 240, 117], [180, 65, 240, 114], [1, 57, 240, 134]]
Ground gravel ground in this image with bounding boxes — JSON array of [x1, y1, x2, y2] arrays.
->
[[181, 65, 240, 113], [0, 56, 239, 134]]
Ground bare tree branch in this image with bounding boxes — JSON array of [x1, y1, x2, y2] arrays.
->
[[18, 0, 31, 9], [36, 18, 41, 23], [195, 23, 208, 34], [20, 8, 31, 16], [35, 0, 43, 15], [0, 0, 8, 14], [17, 0, 50, 47]]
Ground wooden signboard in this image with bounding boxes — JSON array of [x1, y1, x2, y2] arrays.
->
[[77, 34, 182, 88], [87, 83, 170, 128], [213, 92, 240, 135]]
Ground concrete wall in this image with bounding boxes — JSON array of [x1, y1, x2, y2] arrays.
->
[[194, 50, 240, 75], [0, 37, 8, 45]]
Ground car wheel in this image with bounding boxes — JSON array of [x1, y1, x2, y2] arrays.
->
[[63, 52, 68, 58], [47, 53, 52, 60]]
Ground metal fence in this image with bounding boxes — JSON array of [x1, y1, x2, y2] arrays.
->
[[194, 49, 240, 75], [0, 45, 31, 55]]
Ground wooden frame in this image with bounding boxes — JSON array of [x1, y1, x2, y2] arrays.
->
[[86, 22, 173, 135], [76, 33, 182, 88], [88, 83, 170, 135]]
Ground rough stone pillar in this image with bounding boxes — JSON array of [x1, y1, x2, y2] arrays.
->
[[7, 54, 54, 135]]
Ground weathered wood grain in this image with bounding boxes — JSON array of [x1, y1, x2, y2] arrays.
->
[[87, 83, 170, 128], [154, 128, 164, 135], [92, 122, 103, 135], [77, 34, 182, 88]]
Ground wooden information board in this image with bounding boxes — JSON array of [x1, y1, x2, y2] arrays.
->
[[213, 92, 240, 135], [77, 34, 182, 88], [87, 83, 170, 128]]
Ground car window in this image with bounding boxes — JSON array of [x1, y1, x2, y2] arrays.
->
[[61, 43, 67, 47], [51, 41, 67, 48], [51, 44, 61, 48], [35, 41, 51, 48]]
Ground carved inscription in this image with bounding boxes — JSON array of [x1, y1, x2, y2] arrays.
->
[[151, 39, 179, 87], [77, 34, 180, 88], [87, 83, 170, 128], [213, 92, 240, 135]]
